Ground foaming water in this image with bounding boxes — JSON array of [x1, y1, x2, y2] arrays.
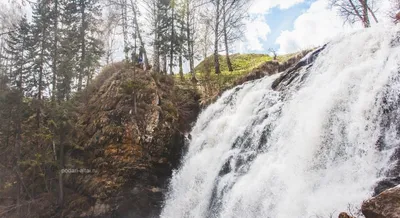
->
[[161, 26, 400, 218]]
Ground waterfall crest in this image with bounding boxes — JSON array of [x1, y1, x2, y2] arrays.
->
[[161, 26, 400, 218]]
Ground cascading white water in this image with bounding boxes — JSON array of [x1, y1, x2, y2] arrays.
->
[[161, 26, 400, 218]]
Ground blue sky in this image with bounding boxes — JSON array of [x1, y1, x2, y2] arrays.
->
[[261, 1, 314, 52], [241, 0, 392, 55]]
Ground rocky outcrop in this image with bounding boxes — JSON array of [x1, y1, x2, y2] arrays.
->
[[59, 63, 200, 218], [271, 45, 326, 91], [338, 212, 355, 218], [362, 185, 400, 218]]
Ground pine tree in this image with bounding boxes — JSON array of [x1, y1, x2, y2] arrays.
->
[[31, 0, 53, 127], [76, 0, 104, 90], [57, 0, 79, 101], [4, 17, 32, 92], [156, 0, 187, 75], [50, 0, 60, 102]]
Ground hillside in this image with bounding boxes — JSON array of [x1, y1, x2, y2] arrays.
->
[[194, 54, 272, 74], [180, 52, 309, 106]]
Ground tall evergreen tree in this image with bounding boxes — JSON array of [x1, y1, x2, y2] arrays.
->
[[57, 0, 79, 101], [76, 0, 104, 90], [50, 0, 60, 102], [31, 0, 53, 127], [4, 17, 32, 92]]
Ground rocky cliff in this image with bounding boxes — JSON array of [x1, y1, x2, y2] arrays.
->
[[59, 63, 200, 218]]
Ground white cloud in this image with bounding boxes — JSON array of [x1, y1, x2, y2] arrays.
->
[[243, 0, 306, 51], [275, 0, 396, 54], [275, 0, 358, 54], [244, 15, 271, 51], [249, 0, 306, 14]]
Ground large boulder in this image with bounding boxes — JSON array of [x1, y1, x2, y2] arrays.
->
[[362, 185, 400, 218], [338, 212, 354, 218]]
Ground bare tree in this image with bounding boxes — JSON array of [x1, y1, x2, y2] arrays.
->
[[221, 0, 247, 72], [268, 48, 277, 60], [330, 0, 378, 28], [185, 0, 201, 81], [102, 6, 119, 65], [212, 0, 221, 74], [143, 0, 161, 73], [389, 0, 400, 22], [130, 0, 150, 70]]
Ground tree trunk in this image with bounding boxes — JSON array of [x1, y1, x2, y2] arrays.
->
[[363, 0, 370, 27], [130, 0, 150, 70], [367, 5, 378, 23], [355, 0, 370, 27], [162, 53, 167, 74], [122, 0, 129, 62], [348, 0, 365, 27], [52, 0, 58, 102], [169, 4, 175, 75], [37, 49, 44, 128], [78, 0, 86, 91], [15, 89, 22, 217], [37, 25, 46, 128], [152, 1, 160, 74], [222, 0, 233, 72], [179, 25, 184, 80], [214, 0, 221, 74], [58, 123, 65, 207], [186, 0, 196, 81], [179, 53, 183, 80]]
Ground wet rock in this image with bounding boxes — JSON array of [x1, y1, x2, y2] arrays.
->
[[272, 45, 326, 91], [374, 177, 400, 196], [362, 185, 400, 218]]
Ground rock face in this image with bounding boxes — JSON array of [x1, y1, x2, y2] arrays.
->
[[362, 185, 400, 218], [271, 45, 326, 91], [61, 63, 200, 218], [338, 212, 354, 218]]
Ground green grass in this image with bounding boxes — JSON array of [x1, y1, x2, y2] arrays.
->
[[181, 53, 297, 84], [195, 53, 272, 74], [175, 52, 300, 104], [177, 54, 271, 89]]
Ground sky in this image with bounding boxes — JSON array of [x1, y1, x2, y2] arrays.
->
[[240, 0, 393, 55]]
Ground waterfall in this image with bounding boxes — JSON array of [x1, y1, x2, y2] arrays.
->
[[161, 26, 400, 218]]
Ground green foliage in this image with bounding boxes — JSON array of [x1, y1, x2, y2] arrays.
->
[[120, 79, 149, 95], [4, 17, 31, 91]]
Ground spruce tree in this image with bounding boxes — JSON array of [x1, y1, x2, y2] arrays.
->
[[57, 0, 79, 100], [31, 0, 53, 126], [76, 0, 104, 90], [4, 17, 32, 92]]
